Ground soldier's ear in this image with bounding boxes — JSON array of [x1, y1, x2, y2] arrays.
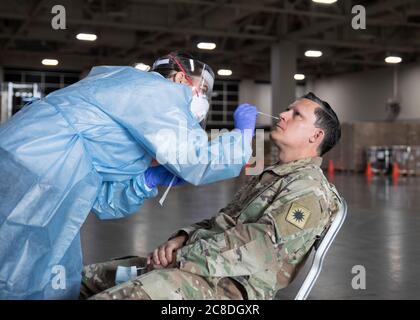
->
[[309, 128, 324, 145]]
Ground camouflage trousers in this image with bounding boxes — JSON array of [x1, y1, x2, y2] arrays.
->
[[80, 256, 245, 300]]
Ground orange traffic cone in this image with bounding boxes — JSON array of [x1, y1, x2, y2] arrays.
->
[[328, 160, 335, 176], [392, 162, 400, 179], [365, 161, 373, 178]]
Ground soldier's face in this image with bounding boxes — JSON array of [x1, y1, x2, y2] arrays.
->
[[270, 98, 323, 152]]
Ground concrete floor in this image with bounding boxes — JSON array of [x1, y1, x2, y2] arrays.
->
[[81, 172, 420, 300]]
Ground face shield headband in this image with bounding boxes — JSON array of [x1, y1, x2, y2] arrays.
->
[[152, 55, 215, 100]]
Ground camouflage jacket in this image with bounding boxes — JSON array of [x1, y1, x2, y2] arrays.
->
[[174, 156, 342, 300]]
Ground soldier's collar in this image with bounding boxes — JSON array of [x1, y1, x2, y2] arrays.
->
[[264, 156, 323, 176]]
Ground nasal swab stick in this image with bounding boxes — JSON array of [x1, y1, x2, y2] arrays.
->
[[257, 111, 279, 120], [159, 176, 176, 206]]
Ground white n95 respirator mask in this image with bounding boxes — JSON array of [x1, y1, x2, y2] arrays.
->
[[190, 95, 209, 123]]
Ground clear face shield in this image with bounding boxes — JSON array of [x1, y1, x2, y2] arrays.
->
[[189, 69, 214, 129], [152, 55, 215, 128]]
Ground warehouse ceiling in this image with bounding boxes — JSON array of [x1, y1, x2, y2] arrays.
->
[[1, 0, 420, 81]]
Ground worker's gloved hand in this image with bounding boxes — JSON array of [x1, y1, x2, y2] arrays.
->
[[233, 103, 258, 138], [234, 104, 258, 131], [144, 165, 185, 189]]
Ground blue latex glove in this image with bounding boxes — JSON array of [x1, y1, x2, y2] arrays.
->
[[144, 165, 185, 189], [233, 103, 258, 137]]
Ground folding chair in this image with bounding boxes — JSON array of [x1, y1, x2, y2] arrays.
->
[[294, 197, 347, 300]]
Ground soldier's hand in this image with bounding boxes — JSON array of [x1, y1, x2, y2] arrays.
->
[[148, 233, 188, 267]]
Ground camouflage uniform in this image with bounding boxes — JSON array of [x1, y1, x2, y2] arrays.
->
[[82, 156, 341, 300]]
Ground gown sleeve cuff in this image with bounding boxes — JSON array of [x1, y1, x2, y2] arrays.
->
[[135, 173, 158, 198]]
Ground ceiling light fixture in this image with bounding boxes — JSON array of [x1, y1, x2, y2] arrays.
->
[[134, 63, 151, 71], [385, 56, 402, 64], [217, 69, 232, 76], [305, 50, 323, 58], [312, 0, 337, 4], [42, 59, 59, 66], [76, 33, 97, 41], [197, 42, 216, 50]]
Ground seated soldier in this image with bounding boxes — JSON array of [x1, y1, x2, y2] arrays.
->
[[80, 92, 342, 300]]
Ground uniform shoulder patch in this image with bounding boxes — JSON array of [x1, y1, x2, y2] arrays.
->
[[272, 193, 325, 238], [286, 203, 311, 229]]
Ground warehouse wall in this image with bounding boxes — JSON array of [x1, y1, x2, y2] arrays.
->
[[239, 79, 272, 127], [240, 62, 420, 123], [307, 62, 420, 122]]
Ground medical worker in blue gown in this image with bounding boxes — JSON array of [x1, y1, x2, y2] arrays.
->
[[0, 51, 258, 299]]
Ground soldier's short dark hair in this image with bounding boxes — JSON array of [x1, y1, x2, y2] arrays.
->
[[302, 92, 341, 156]]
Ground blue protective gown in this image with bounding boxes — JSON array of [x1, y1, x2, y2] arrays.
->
[[0, 66, 251, 299]]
